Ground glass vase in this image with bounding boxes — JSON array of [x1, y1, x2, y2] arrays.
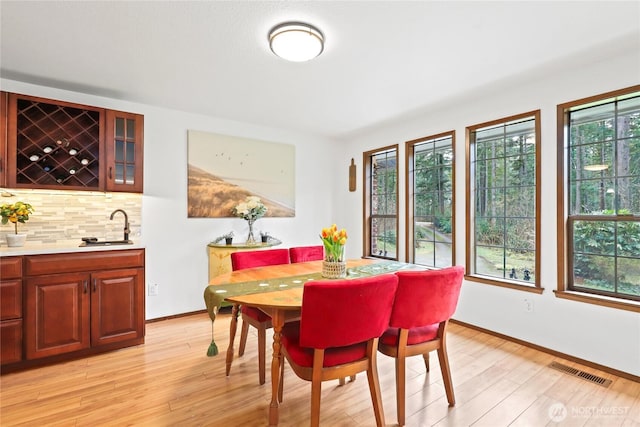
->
[[246, 219, 256, 244]]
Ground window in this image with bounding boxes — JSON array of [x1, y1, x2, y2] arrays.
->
[[363, 145, 398, 260], [558, 86, 640, 304], [406, 132, 455, 267], [466, 111, 541, 290]]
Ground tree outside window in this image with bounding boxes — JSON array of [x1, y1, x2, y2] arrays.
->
[[407, 132, 454, 268], [364, 146, 398, 260], [467, 111, 541, 289], [563, 89, 640, 301]]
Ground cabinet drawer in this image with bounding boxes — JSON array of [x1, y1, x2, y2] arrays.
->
[[25, 249, 144, 276], [1, 319, 23, 364], [0, 279, 22, 320], [0, 256, 22, 279]]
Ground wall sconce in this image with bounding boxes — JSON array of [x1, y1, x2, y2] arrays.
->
[[269, 22, 324, 62]]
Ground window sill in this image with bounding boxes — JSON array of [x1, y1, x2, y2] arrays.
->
[[554, 290, 640, 313], [465, 274, 543, 294]]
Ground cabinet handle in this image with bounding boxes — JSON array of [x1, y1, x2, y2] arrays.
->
[[83, 280, 88, 293], [109, 166, 113, 179], [93, 279, 97, 292]]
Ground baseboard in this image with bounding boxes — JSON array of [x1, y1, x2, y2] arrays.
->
[[450, 319, 639, 383], [145, 309, 209, 323]]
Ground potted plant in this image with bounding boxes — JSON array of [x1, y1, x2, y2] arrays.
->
[[212, 231, 234, 245], [1, 201, 34, 247], [260, 231, 270, 243], [319, 223, 348, 278], [224, 232, 234, 245]]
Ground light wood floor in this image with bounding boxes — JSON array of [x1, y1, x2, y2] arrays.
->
[[1, 311, 639, 426]]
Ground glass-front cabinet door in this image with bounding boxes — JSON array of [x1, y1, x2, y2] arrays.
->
[[105, 110, 143, 193]]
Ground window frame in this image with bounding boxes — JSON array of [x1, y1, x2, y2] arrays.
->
[[465, 110, 542, 293], [405, 131, 456, 267], [556, 85, 640, 312], [363, 144, 399, 260]]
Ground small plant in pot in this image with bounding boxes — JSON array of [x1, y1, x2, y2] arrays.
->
[[212, 231, 234, 245], [1, 201, 34, 247], [260, 231, 270, 243]]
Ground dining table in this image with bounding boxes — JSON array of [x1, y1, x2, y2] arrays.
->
[[202, 258, 419, 426]]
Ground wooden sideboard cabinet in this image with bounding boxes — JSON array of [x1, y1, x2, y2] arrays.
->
[[1, 248, 145, 372], [0, 256, 23, 364], [207, 240, 282, 280]]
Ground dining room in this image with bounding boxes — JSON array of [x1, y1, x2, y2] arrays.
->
[[1, 1, 639, 426]]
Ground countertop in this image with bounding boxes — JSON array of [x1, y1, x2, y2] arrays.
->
[[0, 241, 146, 257]]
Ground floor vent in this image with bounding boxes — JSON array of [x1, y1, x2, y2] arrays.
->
[[548, 361, 612, 387]]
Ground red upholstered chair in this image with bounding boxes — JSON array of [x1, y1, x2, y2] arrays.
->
[[279, 274, 399, 427], [289, 245, 324, 263], [378, 266, 464, 426], [230, 248, 290, 384]]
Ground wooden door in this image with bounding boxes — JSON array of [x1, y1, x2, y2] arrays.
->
[[25, 272, 90, 359], [91, 268, 144, 346]]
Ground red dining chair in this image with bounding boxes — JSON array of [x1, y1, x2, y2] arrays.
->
[[289, 245, 324, 263], [378, 266, 464, 426], [230, 248, 290, 384], [279, 274, 399, 427]]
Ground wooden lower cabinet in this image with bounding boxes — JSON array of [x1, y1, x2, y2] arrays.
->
[[1, 248, 145, 371], [25, 267, 144, 359], [0, 319, 22, 364], [25, 272, 90, 359], [1, 257, 23, 365], [91, 268, 144, 347]]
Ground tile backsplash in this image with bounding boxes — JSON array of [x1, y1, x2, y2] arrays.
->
[[0, 189, 142, 246]]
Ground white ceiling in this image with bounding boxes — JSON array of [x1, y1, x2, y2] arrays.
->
[[1, 1, 639, 140]]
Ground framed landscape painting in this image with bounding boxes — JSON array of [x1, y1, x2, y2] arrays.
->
[[187, 130, 295, 218]]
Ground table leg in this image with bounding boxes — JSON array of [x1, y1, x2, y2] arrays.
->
[[269, 309, 284, 426], [225, 304, 240, 376]]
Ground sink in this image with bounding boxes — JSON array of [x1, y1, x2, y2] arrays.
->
[[79, 240, 133, 247]]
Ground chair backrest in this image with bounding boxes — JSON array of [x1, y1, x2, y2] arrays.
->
[[230, 248, 291, 271], [299, 274, 399, 349], [289, 245, 324, 263], [390, 266, 464, 329]]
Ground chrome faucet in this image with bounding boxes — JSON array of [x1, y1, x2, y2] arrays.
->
[[110, 209, 130, 242]]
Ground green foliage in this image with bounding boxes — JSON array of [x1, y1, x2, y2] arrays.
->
[[573, 213, 640, 295], [434, 214, 452, 234]]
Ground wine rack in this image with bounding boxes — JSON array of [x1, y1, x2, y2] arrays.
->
[[14, 97, 101, 189]]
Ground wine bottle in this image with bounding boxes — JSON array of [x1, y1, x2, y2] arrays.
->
[[41, 162, 53, 172]]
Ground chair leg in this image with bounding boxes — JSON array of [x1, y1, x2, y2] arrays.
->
[[437, 345, 455, 406], [257, 324, 266, 385], [395, 356, 406, 426], [238, 319, 249, 356], [366, 351, 386, 427], [423, 352, 430, 372], [310, 378, 322, 427], [338, 374, 357, 386]]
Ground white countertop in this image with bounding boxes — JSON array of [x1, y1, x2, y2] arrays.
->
[[0, 241, 145, 257]]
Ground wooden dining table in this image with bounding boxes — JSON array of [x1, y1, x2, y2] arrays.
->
[[203, 258, 419, 426]]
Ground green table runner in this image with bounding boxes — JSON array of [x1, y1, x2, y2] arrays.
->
[[203, 261, 415, 356]]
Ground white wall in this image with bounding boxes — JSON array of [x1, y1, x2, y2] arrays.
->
[[1, 78, 339, 322], [336, 48, 640, 376]]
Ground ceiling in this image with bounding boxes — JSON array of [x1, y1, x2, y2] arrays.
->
[[2, 1, 639, 140]]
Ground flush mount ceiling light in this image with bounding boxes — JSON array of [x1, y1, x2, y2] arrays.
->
[[269, 22, 324, 62]]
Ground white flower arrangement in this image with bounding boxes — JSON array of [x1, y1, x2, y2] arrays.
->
[[232, 196, 267, 221]]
